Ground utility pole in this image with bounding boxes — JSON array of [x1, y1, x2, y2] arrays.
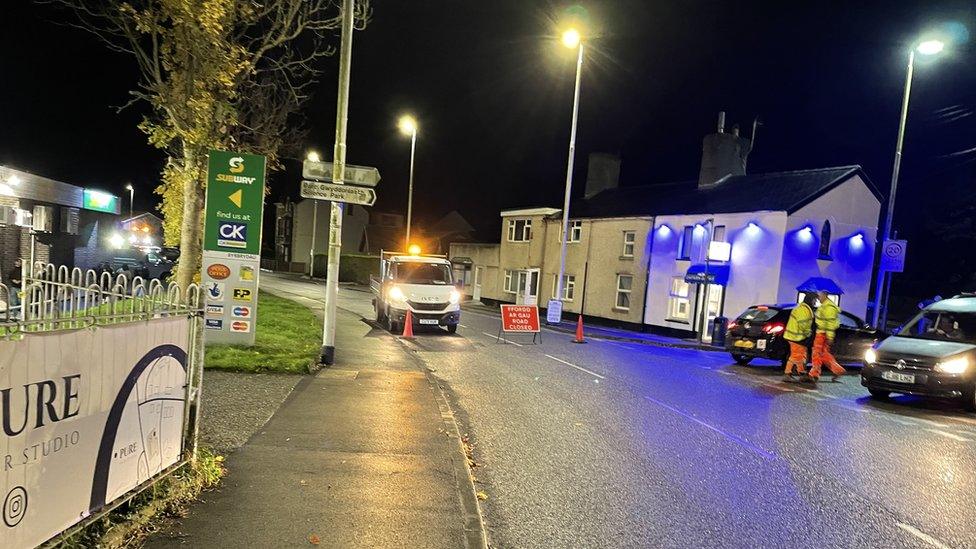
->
[[554, 37, 584, 319], [405, 129, 416, 249], [309, 200, 318, 278], [321, 0, 355, 366]]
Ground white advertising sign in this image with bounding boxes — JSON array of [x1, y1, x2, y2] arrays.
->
[[202, 250, 260, 345], [0, 318, 190, 548]]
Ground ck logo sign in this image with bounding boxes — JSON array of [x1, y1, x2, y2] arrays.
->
[[217, 222, 247, 248]]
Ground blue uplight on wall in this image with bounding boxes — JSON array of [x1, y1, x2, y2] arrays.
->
[[656, 224, 672, 237], [745, 222, 762, 237], [796, 225, 814, 243], [848, 232, 865, 251], [693, 223, 706, 235]]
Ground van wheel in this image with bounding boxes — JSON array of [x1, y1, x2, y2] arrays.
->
[[965, 386, 976, 412], [868, 388, 890, 400], [731, 354, 752, 365]]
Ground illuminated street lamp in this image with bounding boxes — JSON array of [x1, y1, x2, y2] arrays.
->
[[124, 183, 134, 217], [398, 115, 418, 250], [553, 27, 584, 320], [307, 150, 321, 278], [871, 37, 945, 327]]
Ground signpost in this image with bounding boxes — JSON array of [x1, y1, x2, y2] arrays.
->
[[303, 160, 381, 187], [300, 180, 377, 206], [201, 149, 266, 345], [880, 239, 908, 273]]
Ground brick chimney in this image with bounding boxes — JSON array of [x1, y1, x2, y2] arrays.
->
[[698, 112, 753, 188], [584, 153, 621, 199]]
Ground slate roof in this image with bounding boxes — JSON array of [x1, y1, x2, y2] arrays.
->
[[570, 165, 880, 219]]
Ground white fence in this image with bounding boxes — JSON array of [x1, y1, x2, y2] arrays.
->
[[0, 263, 204, 548]]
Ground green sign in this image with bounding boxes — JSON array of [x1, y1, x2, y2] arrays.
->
[[82, 189, 120, 214], [203, 150, 266, 256]]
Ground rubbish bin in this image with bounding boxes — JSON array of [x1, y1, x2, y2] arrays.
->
[[711, 316, 728, 347]]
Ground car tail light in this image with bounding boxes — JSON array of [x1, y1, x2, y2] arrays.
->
[[762, 323, 785, 335], [727, 319, 737, 330]]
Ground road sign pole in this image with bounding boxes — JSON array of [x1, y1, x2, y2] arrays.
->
[[321, 0, 355, 366]]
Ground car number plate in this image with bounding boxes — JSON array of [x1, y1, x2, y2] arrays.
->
[[418, 318, 439, 325], [734, 340, 754, 349], [882, 370, 915, 384], [757, 340, 767, 350]]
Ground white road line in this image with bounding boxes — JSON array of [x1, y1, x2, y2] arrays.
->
[[543, 354, 606, 379], [912, 417, 950, 429], [926, 428, 970, 442], [717, 370, 734, 376], [482, 331, 522, 346], [895, 522, 951, 549], [643, 395, 776, 460], [459, 324, 468, 328]]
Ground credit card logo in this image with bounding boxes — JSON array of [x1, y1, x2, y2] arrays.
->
[[232, 306, 251, 318], [205, 319, 223, 330]]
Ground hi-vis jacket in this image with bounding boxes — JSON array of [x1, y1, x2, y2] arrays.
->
[[784, 303, 814, 342], [815, 299, 841, 339]]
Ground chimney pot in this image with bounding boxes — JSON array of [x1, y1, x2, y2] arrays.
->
[[717, 111, 726, 134]]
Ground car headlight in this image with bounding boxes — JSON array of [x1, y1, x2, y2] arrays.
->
[[388, 286, 406, 303], [864, 348, 877, 365], [449, 289, 461, 304], [935, 356, 970, 375]]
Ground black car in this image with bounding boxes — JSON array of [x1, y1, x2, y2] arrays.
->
[[862, 296, 976, 409], [725, 303, 882, 366]]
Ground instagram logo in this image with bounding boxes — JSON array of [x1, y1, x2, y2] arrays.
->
[[3, 486, 27, 527]]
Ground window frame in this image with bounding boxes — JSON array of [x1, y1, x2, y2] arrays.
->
[[667, 276, 692, 321], [622, 230, 636, 258], [615, 274, 634, 311], [551, 274, 576, 301], [567, 220, 583, 243], [507, 218, 533, 242], [677, 226, 694, 260]]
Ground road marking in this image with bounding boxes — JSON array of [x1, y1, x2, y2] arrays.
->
[[643, 395, 776, 460], [544, 354, 606, 379], [459, 324, 468, 328], [926, 429, 969, 442], [717, 370, 734, 376], [482, 331, 522, 346], [912, 417, 950, 429], [895, 522, 951, 549]]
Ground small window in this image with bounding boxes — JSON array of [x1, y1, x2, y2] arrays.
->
[[552, 274, 576, 301], [616, 274, 633, 310], [819, 220, 832, 259], [507, 219, 532, 242], [622, 231, 636, 257], [668, 277, 691, 320], [712, 225, 726, 242], [677, 226, 694, 260], [503, 270, 515, 293], [567, 220, 582, 243]]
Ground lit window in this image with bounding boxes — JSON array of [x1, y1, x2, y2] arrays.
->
[[507, 219, 533, 242], [552, 274, 576, 301], [622, 231, 636, 257], [616, 274, 633, 310], [567, 220, 582, 243], [667, 277, 691, 320], [677, 226, 694, 260]]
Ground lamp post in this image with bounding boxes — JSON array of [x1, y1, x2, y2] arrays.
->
[[124, 184, 134, 217], [871, 38, 944, 328], [553, 28, 583, 322], [306, 150, 321, 278], [398, 115, 418, 250]]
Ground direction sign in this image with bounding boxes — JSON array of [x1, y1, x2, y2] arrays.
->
[[301, 180, 377, 206], [302, 160, 381, 187]]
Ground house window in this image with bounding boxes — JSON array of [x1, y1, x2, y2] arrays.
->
[[504, 270, 515, 293], [622, 231, 636, 257], [667, 277, 691, 321], [819, 220, 832, 259], [615, 274, 633, 310], [567, 220, 582, 243], [712, 225, 726, 242], [507, 219, 532, 242], [551, 274, 576, 301], [677, 226, 694, 260]]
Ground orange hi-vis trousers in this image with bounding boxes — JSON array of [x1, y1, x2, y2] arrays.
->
[[785, 341, 808, 375], [810, 332, 847, 378]]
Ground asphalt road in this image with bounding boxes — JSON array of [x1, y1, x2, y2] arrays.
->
[[265, 275, 976, 549]]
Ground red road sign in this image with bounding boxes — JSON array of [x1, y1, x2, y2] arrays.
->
[[500, 304, 541, 333]]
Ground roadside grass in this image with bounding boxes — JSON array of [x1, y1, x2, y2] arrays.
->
[[205, 290, 322, 374]]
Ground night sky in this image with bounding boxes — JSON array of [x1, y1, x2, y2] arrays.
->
[[1, 2, 974, 258]]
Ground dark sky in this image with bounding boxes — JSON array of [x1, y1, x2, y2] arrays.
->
[[1, 1, 974, 242]]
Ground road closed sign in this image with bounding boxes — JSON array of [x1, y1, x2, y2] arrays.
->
[[501, 304, 541, 333]]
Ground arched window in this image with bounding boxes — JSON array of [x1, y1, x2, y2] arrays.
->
[[819, 220, 832, 259]]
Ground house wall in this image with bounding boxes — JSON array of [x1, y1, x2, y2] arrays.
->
[[290, 200, 368, 267], [449, 243, 501, 299], [540, 217, 653, 323], [496, 213, 551, 302], [644, 211, 788, 332], [779, 175, 880, 319]]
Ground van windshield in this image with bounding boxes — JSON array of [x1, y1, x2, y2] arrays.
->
[[900, 310, 976, 344], [395, 262, 452, 285]]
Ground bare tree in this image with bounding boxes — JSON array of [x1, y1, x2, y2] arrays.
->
[[48, 0, 370, 289]]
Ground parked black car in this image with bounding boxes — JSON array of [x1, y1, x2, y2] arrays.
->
[[862, 295, 976, 409], [726, 303, 882, 366]]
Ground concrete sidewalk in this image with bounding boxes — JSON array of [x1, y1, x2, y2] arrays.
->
[[148, 299, 485, 547], [462, 300, 725, 352]]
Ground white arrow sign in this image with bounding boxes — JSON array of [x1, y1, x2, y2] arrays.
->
[[301, 180, 377, 206], [302, 160, 381, 187]]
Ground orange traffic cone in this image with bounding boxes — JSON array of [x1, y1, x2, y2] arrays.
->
[[401, 310, 415, 339], [573, 314, 586, 344]]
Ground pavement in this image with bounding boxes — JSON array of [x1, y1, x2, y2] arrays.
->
[[146, 273, 486, 548]]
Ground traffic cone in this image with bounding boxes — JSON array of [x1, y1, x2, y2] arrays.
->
[[401, 310, 415, 339], [573, 314, 586, 344]]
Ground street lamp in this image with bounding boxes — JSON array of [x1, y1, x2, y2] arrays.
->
[[307, 150, 321, 278], [398, 115, 418, 251], [124, 184, 134, 217], [552, 27, 584, 322], [871, 37, 945, 328]]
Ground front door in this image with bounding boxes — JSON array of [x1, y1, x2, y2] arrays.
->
[[523, 269, 540, 306], [473, 266, 483, 302], [695, 283, 725, 343]]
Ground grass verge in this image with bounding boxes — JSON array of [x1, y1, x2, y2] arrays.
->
[[54, 449, 225, 549], [205, 290, 322, 374]]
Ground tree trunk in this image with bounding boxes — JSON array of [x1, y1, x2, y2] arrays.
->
[[176, 148, 205, 291]]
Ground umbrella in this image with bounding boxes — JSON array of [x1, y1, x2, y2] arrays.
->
[[796, 277, 844, 295]]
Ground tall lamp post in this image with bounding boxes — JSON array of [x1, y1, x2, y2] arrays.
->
[[306, 150, 321, 278], [871, 38, 944, 328], [398, 115, 418, 250], [553, 28, 584, 322], [124, 184, 134, 217]]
